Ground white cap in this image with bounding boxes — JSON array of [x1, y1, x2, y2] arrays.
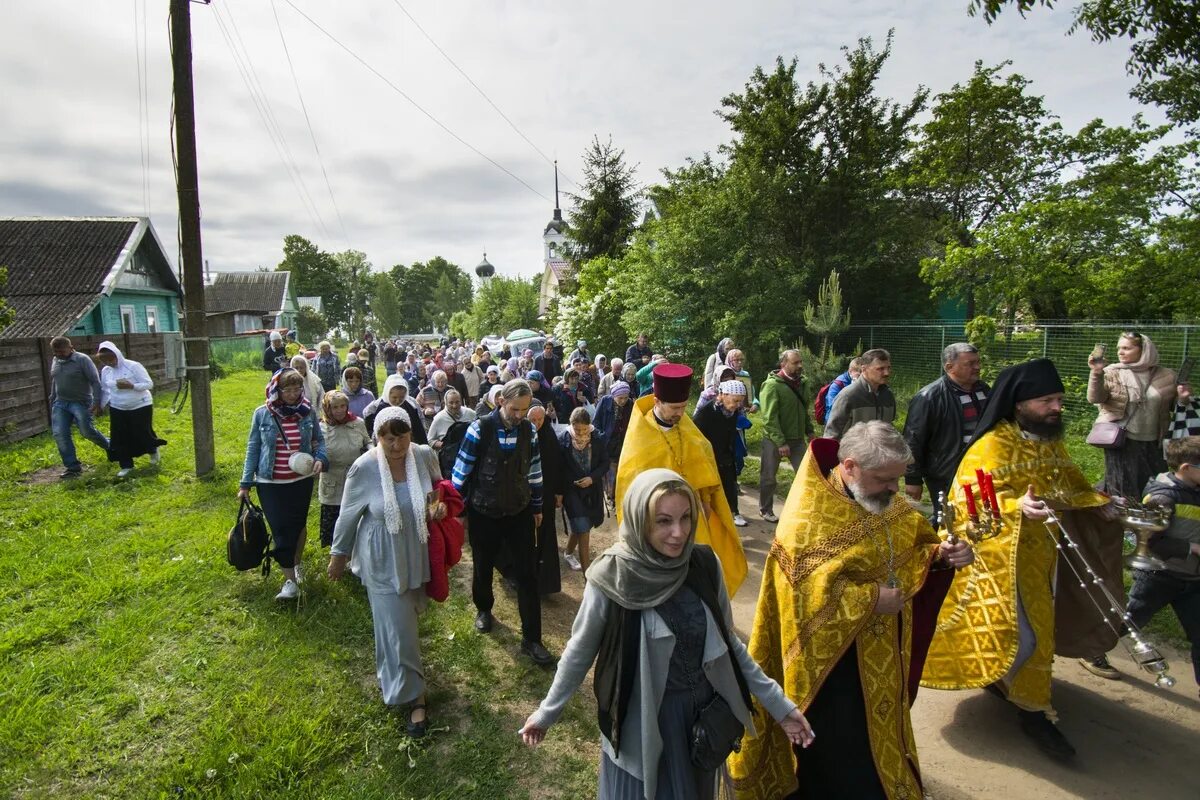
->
[[270, 331, 283, 341]]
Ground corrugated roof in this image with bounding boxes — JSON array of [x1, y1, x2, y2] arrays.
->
[[0, 217, 141, 337], [205, 271, 290, 315], [547, 259, 573, 281]]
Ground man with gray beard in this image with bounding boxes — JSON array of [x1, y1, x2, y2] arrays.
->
[[729, 421, 973, 799]]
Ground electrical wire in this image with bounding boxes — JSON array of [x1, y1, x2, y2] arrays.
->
[[388, 0, 578, 190], [132, 0, 150, 215], [210, 1, 330, 238], [270, 0, 351, 249], [280, 0, 549, 203]]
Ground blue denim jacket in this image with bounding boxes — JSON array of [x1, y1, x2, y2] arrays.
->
[[240, 405, 329, 488]]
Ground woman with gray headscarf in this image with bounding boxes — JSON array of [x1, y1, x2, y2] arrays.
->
[[1088, 331, 1187, 500], [328, 407, 445, 738], [520, 469, 812, 799]]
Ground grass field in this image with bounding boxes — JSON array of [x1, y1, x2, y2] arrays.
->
[[0, 369, 599, 800]]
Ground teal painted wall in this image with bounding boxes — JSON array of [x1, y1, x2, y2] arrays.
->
[[71, 291, 179, 335]]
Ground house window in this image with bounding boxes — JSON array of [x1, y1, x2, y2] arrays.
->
[[120, 305, 137, 333], [145, 306, 158, 334]]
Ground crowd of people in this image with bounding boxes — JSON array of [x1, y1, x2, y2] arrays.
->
[[44, 326, 1200, 799]]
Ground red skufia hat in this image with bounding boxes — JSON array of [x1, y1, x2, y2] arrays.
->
[[652, 363, 693, 403]]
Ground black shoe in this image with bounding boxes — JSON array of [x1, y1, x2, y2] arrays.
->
[[406, 703, 428, 738], [1018, 710, 1076, 760], [1078, 655, 1121, 680], [521, 640, 555, 666], [474, 611, 494, 633], [61, 468, 83, 479]]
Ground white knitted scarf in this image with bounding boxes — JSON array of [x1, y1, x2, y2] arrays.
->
[[373, 407, 432, 543]]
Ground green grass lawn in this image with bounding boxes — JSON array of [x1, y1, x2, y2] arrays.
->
[[0, 370, 599, 800]]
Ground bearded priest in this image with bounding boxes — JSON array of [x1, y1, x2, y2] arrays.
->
[[729, 421, 973, 800]]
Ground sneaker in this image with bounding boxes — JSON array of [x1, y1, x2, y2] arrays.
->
[[149, 450, 161, 465], [521, 640, 556, 666], [733, 514, 748, 527], [1078, 655, 1121, 680], [116, 468, 134, 479], [1018, 710, 1076, 760], [761, 511, 779, 524], [275, 579, 299, 601], [564, 552, 582, 571], [61, 468, 83, 479]]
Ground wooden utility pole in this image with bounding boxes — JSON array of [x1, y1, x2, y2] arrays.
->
[[170, 0, 215, 476]]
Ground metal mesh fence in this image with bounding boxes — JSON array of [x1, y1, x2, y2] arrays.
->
[[826, 321, 1198, 419]]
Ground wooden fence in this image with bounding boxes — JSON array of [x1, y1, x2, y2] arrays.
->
[[0, 333, 182, 444]]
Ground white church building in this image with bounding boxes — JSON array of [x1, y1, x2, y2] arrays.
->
[[538, 165, 573, 317]]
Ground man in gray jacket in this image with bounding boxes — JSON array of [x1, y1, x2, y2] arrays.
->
[[823, 348, 896, 439], [48, 336, 110, 477]]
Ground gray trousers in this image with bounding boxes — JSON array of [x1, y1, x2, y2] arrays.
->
[[759, 438, 804, 514], [367, 587, 427, 706]]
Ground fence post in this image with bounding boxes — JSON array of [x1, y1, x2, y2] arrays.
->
[[36, 338, 53, 431], [870, 326, 875, 348], [1042, 327, 1049, 359], [940, 326, 946, 363], [1185, 326, 1191, 360]]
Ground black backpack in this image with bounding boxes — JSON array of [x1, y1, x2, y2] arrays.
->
[[438, 419, 472, 479], [227, 497, 273, 575]]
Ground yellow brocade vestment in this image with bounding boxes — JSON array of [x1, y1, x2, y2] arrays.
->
[[728, 442, 941, 800], [615, 395, 747, 597], [921, 420, 1109, 713]]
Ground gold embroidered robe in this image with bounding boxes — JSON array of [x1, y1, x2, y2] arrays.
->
[[921, 420, 1112, 713], [615, 394, 747, 597], [728, 442, 941, 800]]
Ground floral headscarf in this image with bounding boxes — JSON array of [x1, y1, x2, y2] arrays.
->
[[266, 368, 312, 418]]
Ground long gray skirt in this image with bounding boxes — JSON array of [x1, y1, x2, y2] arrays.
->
[[367, 587, 427, 706], [597, 685, 717, 800], [1102, 437, 1166, 502]]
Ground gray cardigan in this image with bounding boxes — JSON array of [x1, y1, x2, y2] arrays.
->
[[528, 566, 796, 800]]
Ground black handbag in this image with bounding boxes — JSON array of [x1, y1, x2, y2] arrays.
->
[[689, 692, 744, 771], [227, 497, 273, 575]]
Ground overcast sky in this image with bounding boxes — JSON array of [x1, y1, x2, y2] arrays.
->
[[0, 1, 1158, 281]]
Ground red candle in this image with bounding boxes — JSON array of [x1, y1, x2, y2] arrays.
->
[[975, 469, 987, 489], [983, 472, 1001, 515], [961, 482, 978, 518]]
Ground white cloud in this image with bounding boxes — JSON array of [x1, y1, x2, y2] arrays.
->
[[0, 0, 1161, 280]]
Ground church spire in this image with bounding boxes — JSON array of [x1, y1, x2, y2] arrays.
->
[[553, 160, 562, 222]]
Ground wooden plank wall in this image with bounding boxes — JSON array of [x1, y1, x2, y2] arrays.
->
[[0, 334, 181, 445]]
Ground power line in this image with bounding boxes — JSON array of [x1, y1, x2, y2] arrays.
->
[[388, 0, 579, 191], [132, 0, 149, 215], [280, 0, 549, 203], [270, 0, 351, 249], [210, 1, 330, 238]]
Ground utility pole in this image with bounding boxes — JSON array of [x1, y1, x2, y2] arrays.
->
[[171, 0, 215, 476]]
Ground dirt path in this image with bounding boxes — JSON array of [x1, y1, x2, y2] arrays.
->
[[726, 486, 1198, 800]]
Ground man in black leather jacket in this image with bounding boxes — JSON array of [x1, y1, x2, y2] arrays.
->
[[902, 343, 990, 521]]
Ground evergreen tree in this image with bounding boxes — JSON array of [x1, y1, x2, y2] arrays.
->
[[566, 136, 640, 261]]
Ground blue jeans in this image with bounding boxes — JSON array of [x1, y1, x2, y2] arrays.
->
[[51, 400, 110, 471]]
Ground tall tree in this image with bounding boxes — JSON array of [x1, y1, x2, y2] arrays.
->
[[335, 249, 373, 337], [371, 271, 404, 335], [277, 235, 349, 327], [388, 257, 473, 332], [459, 276, 539, 340], [566, 136, 641, 261], [969, 1, 1200, 129]]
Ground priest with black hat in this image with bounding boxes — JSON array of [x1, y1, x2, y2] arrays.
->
[[613, 362, 748, 596], [920, 358, 1121, 761]]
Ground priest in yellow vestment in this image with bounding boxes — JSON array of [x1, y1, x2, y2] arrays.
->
[[921, 358, 1120, 761], [615, 362, 748, 597], [729, 422, 973, 800]]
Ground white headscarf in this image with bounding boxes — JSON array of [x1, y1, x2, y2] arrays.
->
[[372, 406, 432, 543]]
